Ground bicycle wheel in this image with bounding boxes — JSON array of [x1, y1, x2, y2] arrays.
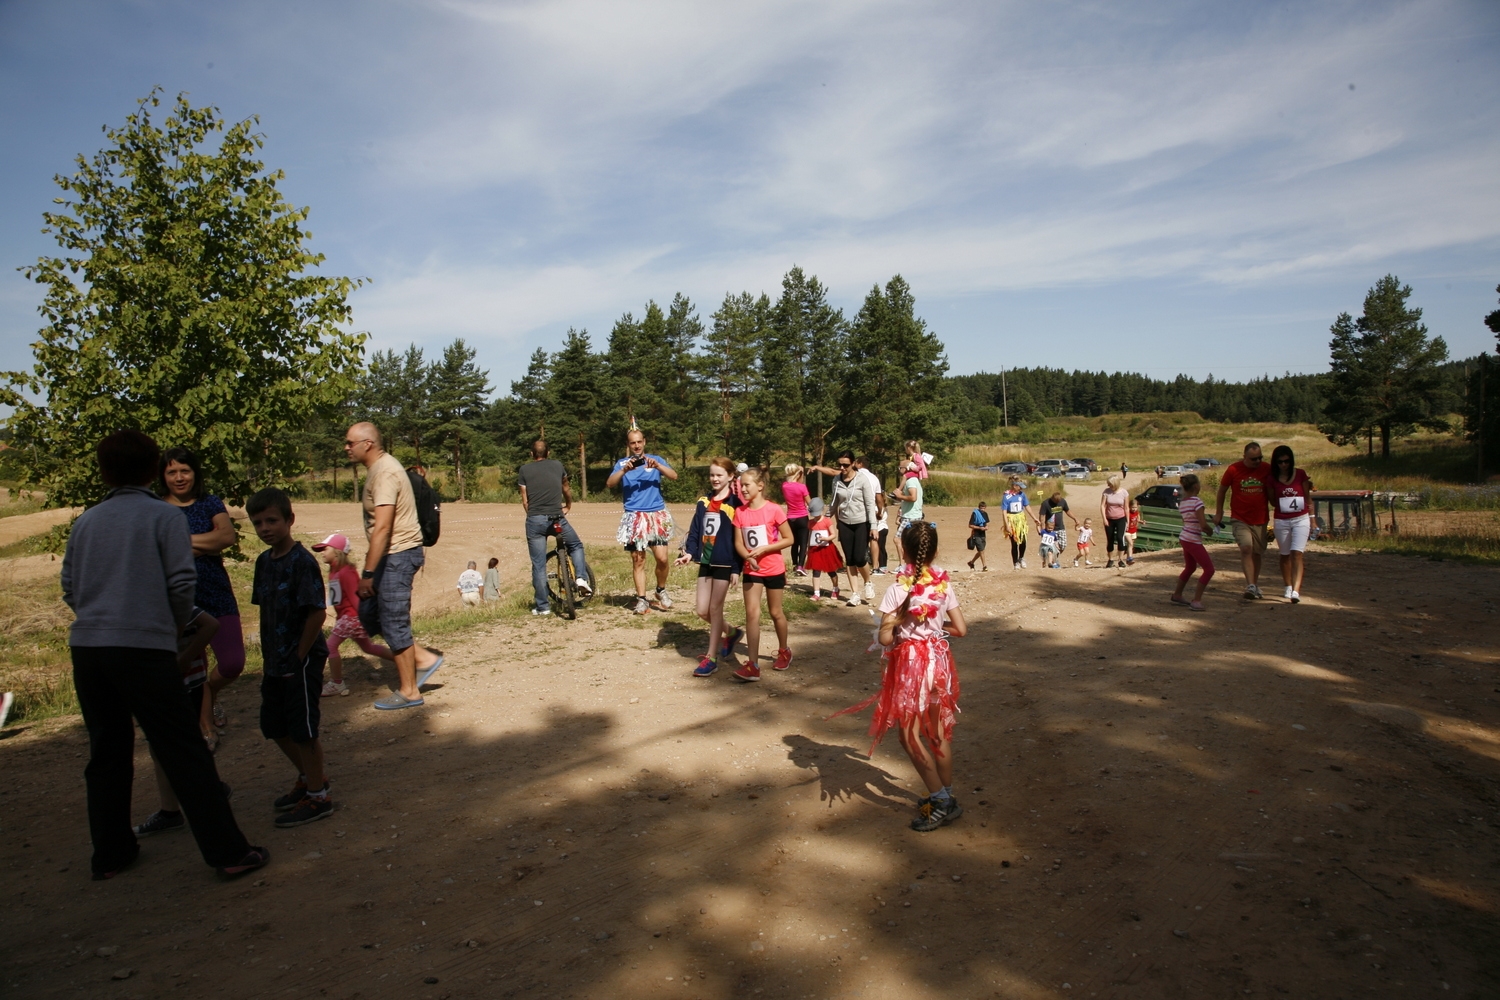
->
[[546, 547, 576, 620], [572, 562, 597, 606]]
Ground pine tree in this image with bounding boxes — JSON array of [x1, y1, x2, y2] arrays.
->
[[703, 291, 774, 464], [764, 267, 846, 468], [427, 338, 491, 499], [545, 329, 606, 499]]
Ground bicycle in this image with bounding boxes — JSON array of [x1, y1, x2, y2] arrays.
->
[[544, 516, 596, 621]]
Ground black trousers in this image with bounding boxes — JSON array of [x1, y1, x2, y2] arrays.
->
[[787, 516, 809, 571], [876, 528, 889, 570], [72, 646, 251, 873], [1105, 517, 1128, 555]]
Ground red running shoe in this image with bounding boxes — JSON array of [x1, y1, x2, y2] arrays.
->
[[732, 662, 761, 683], [772, 648, 794, 671]]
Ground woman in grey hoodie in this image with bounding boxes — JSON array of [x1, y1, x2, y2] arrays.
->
[[62, 430, 267, 880]]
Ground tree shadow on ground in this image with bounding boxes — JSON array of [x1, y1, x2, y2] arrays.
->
[[2, 548, 1498, 999]]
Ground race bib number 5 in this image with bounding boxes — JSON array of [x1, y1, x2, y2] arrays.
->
[[1279, 495, 1305, 515], [702, 511, 721, 540]]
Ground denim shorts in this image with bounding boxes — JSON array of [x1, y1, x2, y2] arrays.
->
[[372, 545, 424, 653]]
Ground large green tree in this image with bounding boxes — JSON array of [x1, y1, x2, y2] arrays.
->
[[545, 329, 607, 498], [1320, 275, 1451, 458], [763, 266, 846, 471], [702, 292, 774, 464], [838, 275, 956, 477], [427, 338, 491, 499], [1, 92, 365, 505]]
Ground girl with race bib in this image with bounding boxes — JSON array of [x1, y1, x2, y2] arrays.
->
[[1269, 444, 1314, 604], [1000, 480, 1036, 569], [830, 521, 968, 832], [677, 458, 744, 677], [731, 468, 795, 682], [805, 498, 844, 601]]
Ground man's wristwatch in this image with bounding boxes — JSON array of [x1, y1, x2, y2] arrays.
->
[[362, 570, 375, 579]]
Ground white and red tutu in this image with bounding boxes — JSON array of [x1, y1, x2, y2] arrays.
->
[[830, 635, 959, 757], [806, 542, 844, 574]]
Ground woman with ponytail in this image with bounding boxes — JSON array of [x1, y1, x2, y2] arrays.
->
[[830, 521, 968, 832]]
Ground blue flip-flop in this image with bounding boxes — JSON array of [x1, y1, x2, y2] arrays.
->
[[374, 692, 425, 711], [417, 653, 446, 687]]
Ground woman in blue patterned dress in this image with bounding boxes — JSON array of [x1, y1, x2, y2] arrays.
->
[[160, 448, 245, 749]]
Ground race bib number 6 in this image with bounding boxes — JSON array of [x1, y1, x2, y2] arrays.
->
[[743, 525, 766, 550], [1279, 495, 1305, 514]]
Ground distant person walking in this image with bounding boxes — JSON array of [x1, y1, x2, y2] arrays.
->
[[160, 447, 244, 747], [965, 501, 990, 571], [345, 422, 444, 711], [483, 557, 500, 602], [1268, 444, 1314, 603], [518, 439, 592, 617], [781, 464, 811, 575], [607, 426, 678, 615], [63, 430, 266, 880], [1171, 473, 1214, 611], [1214, 442, 1272, 599], [1100, 474, 1130, 569], [457, 562, 484, 607]]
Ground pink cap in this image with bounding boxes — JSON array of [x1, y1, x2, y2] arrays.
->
[[311, 533, 350, 553]]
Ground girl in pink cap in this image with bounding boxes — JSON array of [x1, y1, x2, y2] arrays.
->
[[312, 533, 394, 696]]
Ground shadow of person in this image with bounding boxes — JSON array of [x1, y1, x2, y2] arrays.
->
[[781, 734, 912, 809], [654, 620, 708, 659]]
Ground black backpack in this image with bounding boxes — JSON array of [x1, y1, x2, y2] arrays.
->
[[407, 469, 441, 547]]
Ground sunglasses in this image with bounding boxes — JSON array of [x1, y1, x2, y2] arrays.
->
[[837, 462, 851, 468]]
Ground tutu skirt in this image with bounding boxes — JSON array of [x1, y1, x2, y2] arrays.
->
[[806, 543, 844, 573], [829, 636, 959, 757], [617, 508, 675, 550]]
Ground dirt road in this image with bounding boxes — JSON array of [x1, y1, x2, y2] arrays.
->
[[2, 503, 1498, 999]]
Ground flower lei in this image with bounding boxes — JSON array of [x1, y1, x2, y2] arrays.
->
[[894, 563, 950, 621]]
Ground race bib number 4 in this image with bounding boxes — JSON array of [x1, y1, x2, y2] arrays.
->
[[1279, 495, 1305, 514]]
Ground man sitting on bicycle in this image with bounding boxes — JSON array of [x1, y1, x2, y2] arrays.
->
[[518, 439, 593, 617]]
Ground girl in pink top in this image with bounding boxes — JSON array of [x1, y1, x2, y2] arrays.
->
[[905, 440, 931, 480], [780, 464, 812, 574], [830, 521, 968, 833], [1171, 474, 1214, 611], [732, 469, 795, 682]]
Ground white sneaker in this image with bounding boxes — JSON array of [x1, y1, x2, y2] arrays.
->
[[531, 608, 552, 617], [1284, 585, 1294, 600], [1020, 559, 1027, 568], [862, 582, 874, 601], [1290, 590, 1301, 604], [575, 578, 593, 596], [320, 680, 349, 698], [846, 594, 863, 607], [1250, 584, 1264, 599], [654, 588, 673, 609], [1013, 562, 1020, 571]]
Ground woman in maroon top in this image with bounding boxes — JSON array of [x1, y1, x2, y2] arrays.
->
[[1268, 445, 1314, 603]]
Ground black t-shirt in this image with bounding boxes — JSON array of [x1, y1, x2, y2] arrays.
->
[[251, 543, 328, 677], [1038, 498, 1069, 530], [517, 459, 568, 518]]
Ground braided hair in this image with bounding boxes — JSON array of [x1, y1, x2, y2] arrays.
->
[[901, 520, 938, 571]]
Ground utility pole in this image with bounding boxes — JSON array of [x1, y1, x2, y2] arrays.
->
[[1001, 365, 1009, 429]]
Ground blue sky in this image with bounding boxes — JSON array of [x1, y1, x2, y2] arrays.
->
[[2, 0, 1497, 397]]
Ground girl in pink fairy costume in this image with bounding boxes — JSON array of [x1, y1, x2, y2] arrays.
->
[[830, 521, 968, 832]]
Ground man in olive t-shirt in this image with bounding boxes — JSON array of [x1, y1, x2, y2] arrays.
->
[[517, 440, 591, 615], [344, 422, 442, 711]]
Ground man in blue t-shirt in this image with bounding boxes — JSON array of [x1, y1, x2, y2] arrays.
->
[[606, 426, 680, 614]]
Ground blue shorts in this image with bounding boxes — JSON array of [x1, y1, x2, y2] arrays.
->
[[358, 546, 424, 653]]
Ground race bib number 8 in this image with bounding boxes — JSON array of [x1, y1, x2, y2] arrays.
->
[[743, 525, 766, 550], [1279, 495, 1305, 515], [811, 529, 829, 547]]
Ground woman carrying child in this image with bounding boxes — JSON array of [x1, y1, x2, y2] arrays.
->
[[312, 534, 394, 697], [1171, 473, 1214, 611], [805, 497, 844, 601], [731, 468, 795, 682], [831, 521, 967, 832], [677, 458, 744, 677]]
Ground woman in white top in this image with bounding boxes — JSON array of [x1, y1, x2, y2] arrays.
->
[[811, 451, 878, 606]]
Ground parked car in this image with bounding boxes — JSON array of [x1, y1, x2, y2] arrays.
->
[[1034, 467, 1062, 479], [1161, 465, 1189, 477], [1064, 467, 1090, 481], [1034, 459, 1067, 472], [1137, 484, 1184, 509], [1193, 457, 1222, 467], [998, 461, 1031, 475], [1069, 458, 1099, 472]]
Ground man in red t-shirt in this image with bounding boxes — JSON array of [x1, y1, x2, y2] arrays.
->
[[1213, 441, 1273, 599]]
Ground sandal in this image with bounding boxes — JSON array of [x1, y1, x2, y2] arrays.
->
[[217, 846, 271, 880], [212, 703, 227, 728], [1169, 595, 1191, 606], [202, 730, 219, 754], [1190, 601, 1206, 612]]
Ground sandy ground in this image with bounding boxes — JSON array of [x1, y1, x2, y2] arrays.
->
[[2, 500, 1499, 1000]]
